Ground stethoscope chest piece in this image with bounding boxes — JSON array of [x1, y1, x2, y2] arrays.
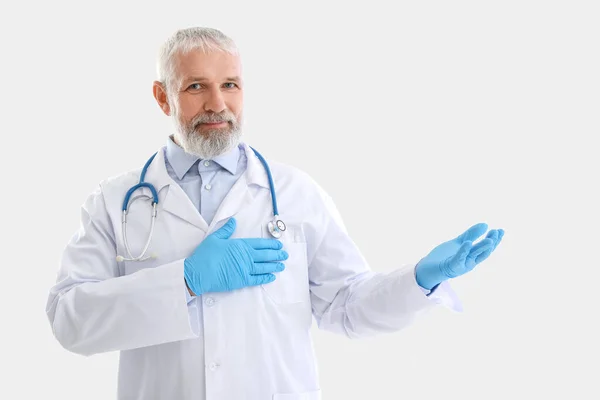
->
[[268, 217, 286, 239]]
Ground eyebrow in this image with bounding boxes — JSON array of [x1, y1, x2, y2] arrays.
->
[[185, 76, 241, 83]]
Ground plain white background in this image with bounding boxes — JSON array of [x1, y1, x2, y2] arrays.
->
[[1, 0, 599, 399]]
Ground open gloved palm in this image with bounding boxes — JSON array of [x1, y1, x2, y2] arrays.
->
[[415, 223, 504, 290]]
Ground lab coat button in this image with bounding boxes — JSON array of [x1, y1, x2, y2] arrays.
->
[[205, 297, 215, 306], [205, 184, 212, 190], [208, 362, 219, 371]]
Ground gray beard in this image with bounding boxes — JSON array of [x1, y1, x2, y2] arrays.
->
[[172, 114, 243, 159]]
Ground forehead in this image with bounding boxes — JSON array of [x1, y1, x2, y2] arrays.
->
[[173, 49, 241, 81]]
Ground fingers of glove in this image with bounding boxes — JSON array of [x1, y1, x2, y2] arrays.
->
[[467, 238, 494, 264], [456, 241, 472, 261], [249, 262, 285, 275], [475, 247, 494, 264], [492, 229, 505, 251], [242, 238, 283, 250], [212, 218, 237, 240], [485, 230, 499, 252], [457, 223, 488, 243], [248, 273, 276, 286], [251, 248, 289, 263], [486, 229, 499, 242], [471, 237, 494, 255], [443, 241, 472, 277]]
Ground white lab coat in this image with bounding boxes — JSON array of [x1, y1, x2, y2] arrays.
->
[[46, 143, 461, 400]]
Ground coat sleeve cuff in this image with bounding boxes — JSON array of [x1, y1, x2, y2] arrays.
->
[[414, 267, 463, 312], [185, 284, 197, 304], [424, 280, 463, 312]]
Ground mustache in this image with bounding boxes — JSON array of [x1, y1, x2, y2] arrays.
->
[[191, 113, 233, 127]]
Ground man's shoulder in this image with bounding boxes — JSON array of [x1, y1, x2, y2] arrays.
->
[[98, 167, 143, 194], [76, 166, 143, 220], [268, 159, 318, 189], [77, 166, 145, 214], [265, 158, 335, 207]]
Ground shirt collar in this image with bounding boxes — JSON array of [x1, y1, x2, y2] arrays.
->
[[165, 135, 240, 179]]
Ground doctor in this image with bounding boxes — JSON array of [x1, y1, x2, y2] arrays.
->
[[46, 27, 504, 400]]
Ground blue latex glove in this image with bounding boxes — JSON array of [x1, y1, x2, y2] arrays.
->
[[184, 217, 289, 296], [415, 223, 504, 290]]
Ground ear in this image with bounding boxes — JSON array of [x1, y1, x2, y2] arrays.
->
[[152, 81, 172, 116]]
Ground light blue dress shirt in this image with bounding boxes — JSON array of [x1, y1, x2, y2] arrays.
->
[[164, 135, 247, 226], [163, 135, 434, 298]]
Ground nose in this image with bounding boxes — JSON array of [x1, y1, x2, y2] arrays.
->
[[204, 87, 227, 114]]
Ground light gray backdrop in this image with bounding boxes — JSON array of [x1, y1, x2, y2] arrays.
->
[[1, 0, 598, 399]]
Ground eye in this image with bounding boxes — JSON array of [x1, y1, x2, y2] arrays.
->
[[224, 82, 238, 89], [188, 83, 202, 90]]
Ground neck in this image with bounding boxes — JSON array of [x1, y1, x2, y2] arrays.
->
[[170, 134, 181, 147]]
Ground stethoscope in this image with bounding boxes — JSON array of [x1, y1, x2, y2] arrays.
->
[[116, 147, 286, 262]]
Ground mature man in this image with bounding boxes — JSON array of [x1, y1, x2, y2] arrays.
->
[[46, 27, 504, 400]]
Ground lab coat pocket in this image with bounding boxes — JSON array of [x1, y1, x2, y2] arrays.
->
[[121, 258, 160, 276], [260, 225, 309, 305]]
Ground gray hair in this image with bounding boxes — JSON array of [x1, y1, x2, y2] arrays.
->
[[156, 27, 240, 96]]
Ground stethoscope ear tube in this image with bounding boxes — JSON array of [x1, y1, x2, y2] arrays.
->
[[117, 203, 158, 262]]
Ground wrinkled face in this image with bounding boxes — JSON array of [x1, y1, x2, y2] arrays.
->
[[159, 49, 244, 159]]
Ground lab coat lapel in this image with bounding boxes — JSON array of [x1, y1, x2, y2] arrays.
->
[[208, 143, 270, 233], [140, 147, 209, 232]]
